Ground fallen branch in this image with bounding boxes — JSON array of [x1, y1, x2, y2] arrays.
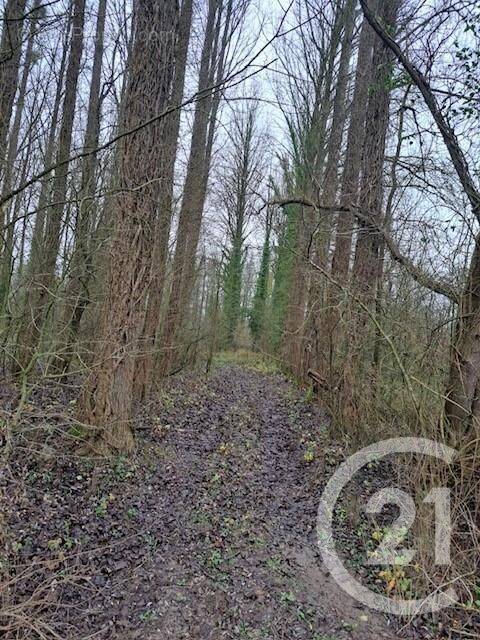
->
[[307, 368, 329, 391]]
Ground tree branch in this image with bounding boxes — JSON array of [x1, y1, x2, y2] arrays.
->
[[359, 0, 480, 222], [270, 195, 458, 302]]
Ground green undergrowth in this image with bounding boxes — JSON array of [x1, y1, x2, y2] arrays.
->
[[213, 349, 281, 376]]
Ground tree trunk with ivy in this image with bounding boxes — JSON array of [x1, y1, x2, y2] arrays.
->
[[133, 0, 193, 401], [77, 0, 177, 454], [250, 208, 272, 348], [341, 0, 401, 421]]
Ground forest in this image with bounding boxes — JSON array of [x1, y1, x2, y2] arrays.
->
[[0, 0, 479, 638]]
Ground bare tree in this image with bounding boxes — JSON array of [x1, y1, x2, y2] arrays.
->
[[0, 0, 43, 309], [359, 0, 480, 439], [329, 1, 377, 284], [133, 0, 193, 401], [54, 0, 108, 375], [77, 0, 178, 453], [0, 0, 27, 182], [220, 102, 263, 348], [15, 0, 86, 373], [303, 0, 356, 377], [277, 0, 346, 377], [158, 0, 233, 376]]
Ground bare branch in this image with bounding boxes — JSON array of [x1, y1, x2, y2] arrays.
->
[[270, 195, 459, 302], [359, 0, 480, 222]]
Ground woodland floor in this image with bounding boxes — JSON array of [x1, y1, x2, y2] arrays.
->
[[1, 360, 466, 639]]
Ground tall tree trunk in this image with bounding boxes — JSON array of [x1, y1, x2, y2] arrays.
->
[[221, 107, 255, 348], [352, 1, 401, 299], [176, 0, 233, 363], [0, 0, 41, 309], [133, 0, 193, 401], [53, 0, 108, 375], [77, 0, 177, 454], [26, 6, 72, 279], [83, 18, 136, 341], [324, 0, 377, 391], [158, 0, 224, 376], [0, 0, 26, 185], [250, 207, 272, 348], [341, 0, 401, 419], [329, 2, 378, 283], [284, 2, 344, 378], [303, 0, 355, 378], [0, 139, 33, 369], [446, 239, 480, 441], [175, 3, 233, 366], [15, 0, 86, 373]]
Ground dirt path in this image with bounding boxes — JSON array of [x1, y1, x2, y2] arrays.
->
[[4, 364, 400, 639]]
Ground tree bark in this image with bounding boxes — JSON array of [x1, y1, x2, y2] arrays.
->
[[133, 0, 193, 401], [0, 0, 26, 184], [446, 239, 480, 440], [26, 6, 72, 280], [341, 0, 401, 419], [178, 0, 233, 363], [250, 207, 272, 348], [303, 0, 355, 377], [330, 1, 377, 284], [77, 0, 177, 454], [283, 1, 345, 378]]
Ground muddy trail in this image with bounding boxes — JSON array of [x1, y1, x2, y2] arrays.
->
[[3, 364, 412, 639]]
